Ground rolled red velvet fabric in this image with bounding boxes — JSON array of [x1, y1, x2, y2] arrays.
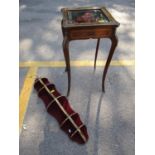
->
[[34, 78, 89, 144]]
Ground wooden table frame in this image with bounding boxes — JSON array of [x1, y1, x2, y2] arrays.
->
[[61, 6, 120, 96]]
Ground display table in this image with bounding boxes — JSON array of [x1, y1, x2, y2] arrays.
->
[[61, 6, 120, 96]]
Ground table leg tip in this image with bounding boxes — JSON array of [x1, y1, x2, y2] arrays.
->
[[102, 87, 105, 92]]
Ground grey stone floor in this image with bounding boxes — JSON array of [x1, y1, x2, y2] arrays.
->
[[19, 66, 135, 155]]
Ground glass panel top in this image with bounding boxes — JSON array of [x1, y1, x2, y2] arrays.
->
[[67, 9, 109, 24]]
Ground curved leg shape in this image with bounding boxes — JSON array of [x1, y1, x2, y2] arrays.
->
[[61, 21, 68, 72], [94, 38, 100, 70], [102, 35, 118, 92], [63, 36, 71, 96], [62, 39, 68, 72]]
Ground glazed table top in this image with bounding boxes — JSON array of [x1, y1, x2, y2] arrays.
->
[[61, 6, 119, 28]]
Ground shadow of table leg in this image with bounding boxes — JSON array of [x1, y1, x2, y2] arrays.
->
[[93, 92, 104, 155]]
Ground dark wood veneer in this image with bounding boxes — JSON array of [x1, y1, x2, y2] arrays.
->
[[61, 6, 120, 96]]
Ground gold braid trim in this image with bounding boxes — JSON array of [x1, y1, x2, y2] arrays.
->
[[37, 83, 54, 94], [70, 124, 84, 138], [60, 112, 77, 127], [46, 95, 64, 111], [38, 78, 87, 142]]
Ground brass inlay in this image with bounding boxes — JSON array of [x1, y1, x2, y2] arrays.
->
[[46, 95, 64, 111], [60, 112, 76, 127], [38, 78, 87, 142], [70, 124, 84, 138]]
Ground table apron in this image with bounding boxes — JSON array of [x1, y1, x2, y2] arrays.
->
[[68, 28, 113, 39]]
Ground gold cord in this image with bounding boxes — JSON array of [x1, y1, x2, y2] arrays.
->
[[38, 79, 87, 142], [60, 112, 76, 127], [37, 83, 52, 94], [46, 95, 64, 111], [70, 124, 84, 138]]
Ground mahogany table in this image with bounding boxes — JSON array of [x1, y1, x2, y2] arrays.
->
[[61, 6, 120, 96]]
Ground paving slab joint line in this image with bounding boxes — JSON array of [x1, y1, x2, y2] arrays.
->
[[19, 67, 38, 133]]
